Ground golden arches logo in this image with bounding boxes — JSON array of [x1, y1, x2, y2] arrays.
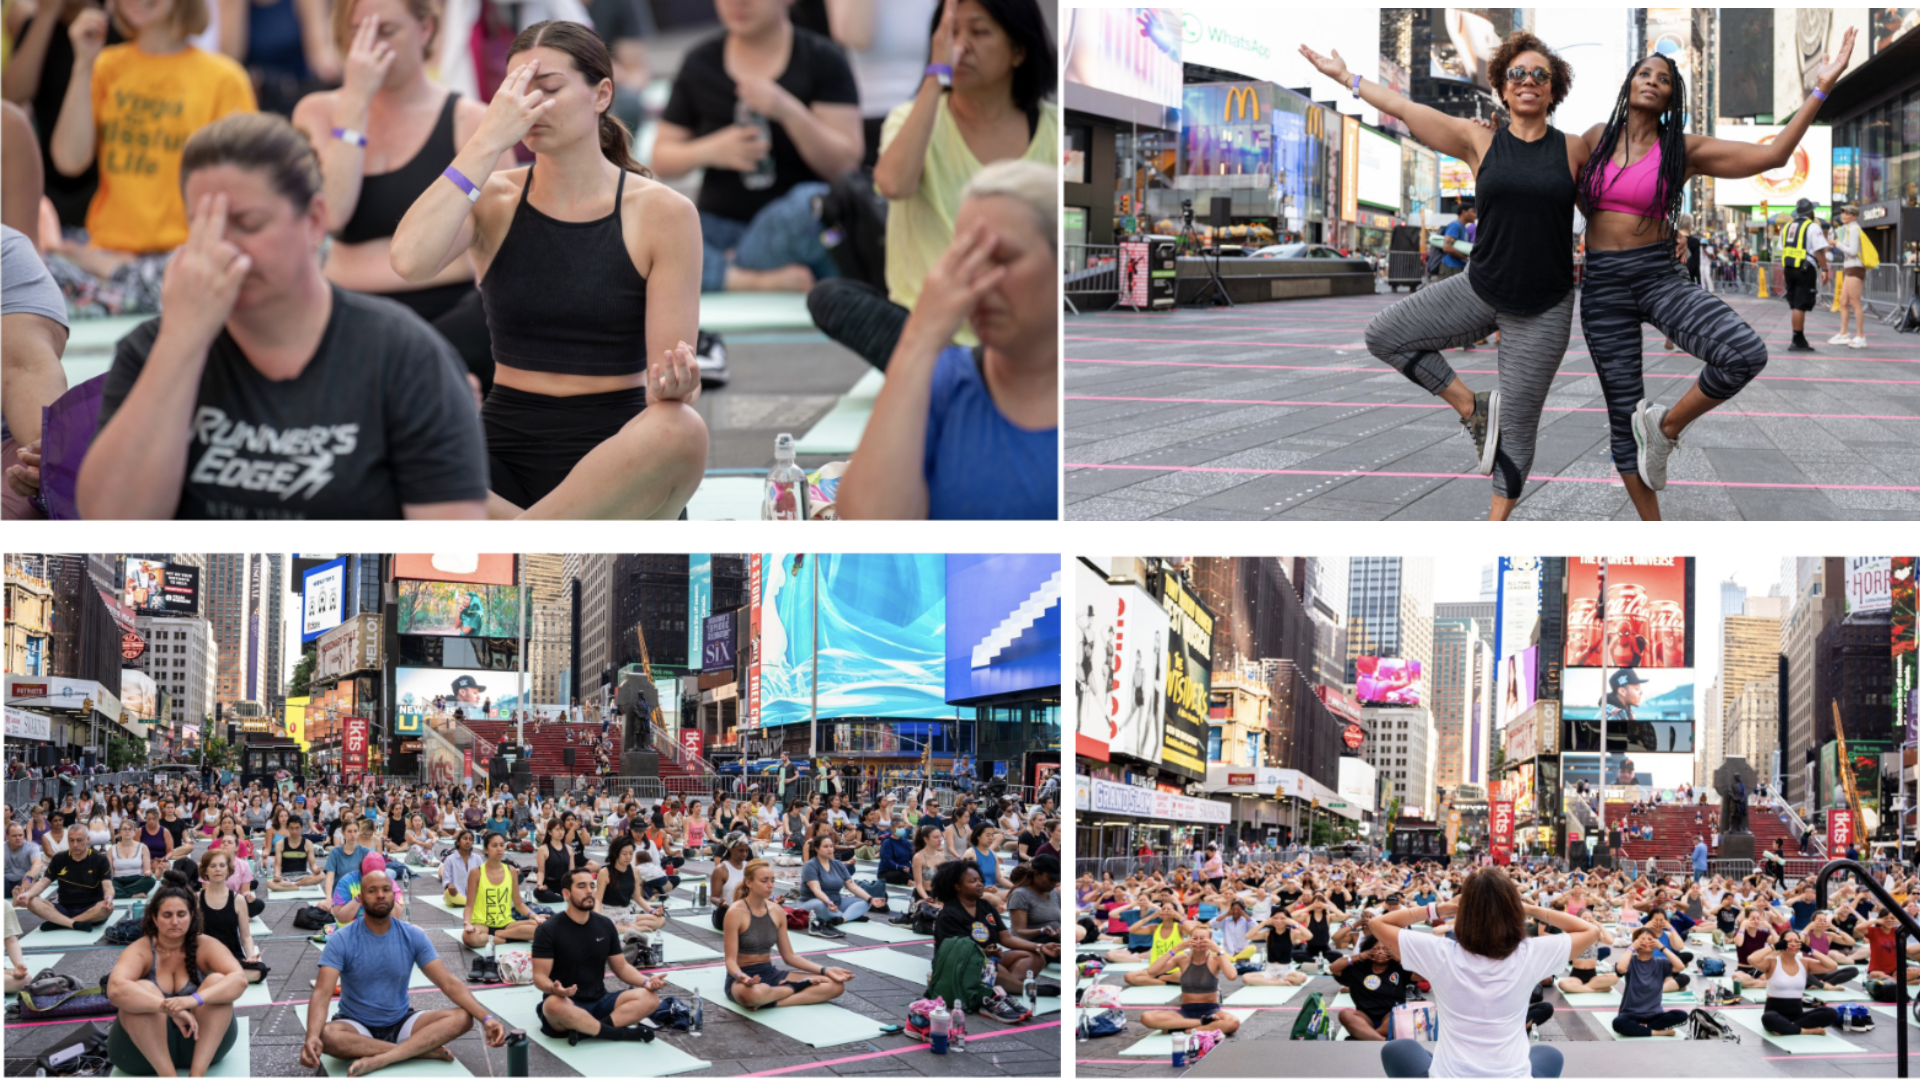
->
[[1224, 86, 1260, 123], [1306, 107, 1326, 138]]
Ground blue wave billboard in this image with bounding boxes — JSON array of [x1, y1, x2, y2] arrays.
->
[[945, 555, 1061, 704], [758, 554, 948, 725]]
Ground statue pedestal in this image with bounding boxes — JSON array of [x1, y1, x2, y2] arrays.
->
[[1719, 832, 1755, 864]]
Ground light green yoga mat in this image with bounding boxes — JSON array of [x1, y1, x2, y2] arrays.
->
[[667, 965, 892, 1048], [265, 886, 329, 900], [435, 927, 533, 959], [19, 953, 66, 971], [234, 980, 276, 1009], [834, 920, 932, 945], [1593, 1009, 1689, 1040], [25, 909, 124, 946], [1222, 983, 1303, 1006], [654, 932, 723, 963], [110, 1017, 250, 1078], [686, 476, 765, 522], [1869, 1004, 1920, 1028], [477, 984, 710, 1077], [64, 314, 147, 353], [696, 292, 816, 333], [828, 947, 930, 984], [1722, 1007, 1866, 1052], [1117, 984, 1182, 1005], [323, 1055, 473, 1077], [1804, 987, 1872, 1002], [1099, 962, 1147, 973], [793, 369, 883, 455], [1119, 1010, 1255, 1056]]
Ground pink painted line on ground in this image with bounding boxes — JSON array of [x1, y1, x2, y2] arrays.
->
[[1067, 393, 1920, 422], [736, 1019, 1060, 1076], [1064, 334, 1920, 364], [1065, 357, 1920, 387], [1065, 462, 1920, 493]]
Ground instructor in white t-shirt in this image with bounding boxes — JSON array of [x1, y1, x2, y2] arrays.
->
[[1369, 869, 1601, 1078]]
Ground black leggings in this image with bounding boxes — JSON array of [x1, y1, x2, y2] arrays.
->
[[381, 284, 495, 394], [1612, 1008, 1687, 1037], [1526, 1001, 1554, 1028], [1762, 996, 1841, 1035], [481, 383, 646, 511], [806, 278, 908, 372], [1579, 240, 1768, 476], [878, 868, 912, 886]]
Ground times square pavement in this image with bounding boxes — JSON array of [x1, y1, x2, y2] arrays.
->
[[1064, 285, 1920, 521], [2, 849, 1060, 1077]]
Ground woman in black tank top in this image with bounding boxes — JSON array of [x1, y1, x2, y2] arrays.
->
[[1303, 35, 1589, 520], [392, 21, 710, 520], [290, 0, 501, 385]]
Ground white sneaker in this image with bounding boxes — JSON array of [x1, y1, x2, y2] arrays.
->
[[1850, 336, 1867, 349], [1828, 333, 1853, 345], [1631, 399, 1678, 492]]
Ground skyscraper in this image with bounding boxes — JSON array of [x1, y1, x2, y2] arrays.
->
[[524, 555, 570, 708], [1346, 558, 1434, 690], [565, 554, 614, 707]]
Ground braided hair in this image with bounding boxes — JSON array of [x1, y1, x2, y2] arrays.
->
[[1576, 54, 1689, 242]]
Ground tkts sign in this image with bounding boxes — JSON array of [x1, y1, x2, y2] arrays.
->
[[1490, 799, 1515, 865], [342, 716, 370, 778], [1828, 807, 1857, 856]]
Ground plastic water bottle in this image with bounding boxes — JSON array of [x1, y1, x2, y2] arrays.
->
[[696, 881, 708, 909], [983, 956, 997, 988], [734, 100, 776, 191], [761, 434, 809, 520], [1023, 970, 1036, 1015], [949, 999, 966, 1052], [1078, 1012, 1091, 1041], [929, 1000, 951, 1054], [1172, 1030, 1188, 1067], [691, 987, 705, 1036]]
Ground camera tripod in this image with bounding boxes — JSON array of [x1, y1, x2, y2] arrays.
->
[[1181, 205, 1233, 308]]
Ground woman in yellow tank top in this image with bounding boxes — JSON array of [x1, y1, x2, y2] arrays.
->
[[1122, 903, 1190, 986], [461, 831, 545, 947]]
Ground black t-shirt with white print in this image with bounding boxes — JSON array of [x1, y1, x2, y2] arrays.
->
[[97, 286, 488, 519]]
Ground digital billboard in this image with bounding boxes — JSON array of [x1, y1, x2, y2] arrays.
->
[[1872, 8, 1920, 53], [1084, 568, 1169, 765], [945, 554, 1062, 705], [395, 668, 525, 715], [1561, 751, 1693, 790], [1564, 557, 1693, 669], [688, 555, 711, 675], [1562, 668, 1696, 754], [396, 580, 523, 638], [301, 557, 347, 642], [392, 555, 515, 586], [1075, 562, 1116, 759], [702, 610, 737, 673], [1430, 8, 1500, 88], [123, 559, 199, 616], [1063, 7, 1182, 109], [1156, 570, 1213, 780], [1847, 557, 1893, 615], [120, 669, 158, 722], [1356, 656, 1422, 706], [1499, 646, 1538, 730], [1896, 558, 1915, 748], [1438, 154, 1473, 197], [1495, 557, 1542, 662], [1356, 125, 1400, 211], [758, 555, 949, 727], [1711, 125, 1832, 207]]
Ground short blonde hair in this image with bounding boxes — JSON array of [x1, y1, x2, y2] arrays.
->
[[112, 0, 208, 41], [962, 159, 1057, 253]]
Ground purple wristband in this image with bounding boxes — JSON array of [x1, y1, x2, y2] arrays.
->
[[442, 166, 481, 203], [1351, 74, 1363, 97], [1812, 87, 1829, 102]]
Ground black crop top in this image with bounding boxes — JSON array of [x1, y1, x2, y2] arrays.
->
[[480, 165, 649, 377], [338, 92, 460, 246]]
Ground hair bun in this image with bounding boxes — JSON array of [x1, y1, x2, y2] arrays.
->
[[162, 868, 192, 888]]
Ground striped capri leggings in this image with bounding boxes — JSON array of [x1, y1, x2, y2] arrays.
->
[[1363, 270, 1574, 499], [1580, 240, 1768, 475]]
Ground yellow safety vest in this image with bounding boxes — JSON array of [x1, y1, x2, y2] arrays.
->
[[1782, 219, 1814, 268]]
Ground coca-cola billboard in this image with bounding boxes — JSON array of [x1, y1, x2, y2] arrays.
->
[[1489, 798, 1515, 865], [1564, 557, 1692, 669]]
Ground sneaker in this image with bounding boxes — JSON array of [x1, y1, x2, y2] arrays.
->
[[1829, 333, 1853, 344], [695, 330, 730, 387], [889, 911, 914, 925], [1850, 336, 1866, 349], [1461, 390, 1500, 476], [981, 994, 1032, 1024], [1631, 399, 1678, 492], [1788, 334, 1817, 353], [811, 922, 846, 939]]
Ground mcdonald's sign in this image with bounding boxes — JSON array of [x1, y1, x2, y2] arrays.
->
[[1224, 85, 1260, 123], [1306, 107, 1326, 139]]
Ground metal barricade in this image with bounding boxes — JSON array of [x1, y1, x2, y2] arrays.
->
[[1710, 858, 1755, 878], [1064, 244, 1119, 312]]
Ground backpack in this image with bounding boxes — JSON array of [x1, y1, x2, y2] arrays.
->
[[786, 907, 812, 932], [1424, 245, 1445, 277], [103, 918, 145, 947], [1870, 978, 1899, 1002], [1686, 1008, 1739, 1042], [15, 980, 114, 1020], [1697, 957, 1726, 976], [496, 951, 534, 986], [625, 932, 661, 969], [1290, 991, 1328, 1040], [292, 905, 331, 932], [910, 900, 939, 937]]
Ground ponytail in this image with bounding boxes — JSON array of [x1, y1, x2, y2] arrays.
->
[[599, 111, 648, 177], [733, 858, 770, 904]]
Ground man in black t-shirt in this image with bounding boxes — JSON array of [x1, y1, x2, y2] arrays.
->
[[21, 827, 113, 929], [1331, 937, 1412, 1040], [653, 0, 862, 293], [532, 868, 667, 1040]]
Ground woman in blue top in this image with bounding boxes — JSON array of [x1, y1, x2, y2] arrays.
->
[[959, 821, 1005, 901], [838, 159, 1055, 520]]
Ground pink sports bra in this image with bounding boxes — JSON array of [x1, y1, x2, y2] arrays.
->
[[1592, 140, 1662, 216]]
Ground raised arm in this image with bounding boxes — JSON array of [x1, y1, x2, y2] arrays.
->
[[48, 10, 107, 178], [1525, 903, 1600, 960], [873, 0, 951, 200], [1298, 44, 1487, 167], [1684, 27, 1855, 180]]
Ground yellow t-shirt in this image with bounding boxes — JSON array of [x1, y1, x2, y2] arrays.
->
[[86, 43, 255, 253], [879, 97, 1059, 347]]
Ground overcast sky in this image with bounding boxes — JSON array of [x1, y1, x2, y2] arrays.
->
[[1531, 9, 1635, 130]]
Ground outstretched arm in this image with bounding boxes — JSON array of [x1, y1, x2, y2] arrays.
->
[[1685, 27, 1855, 179], [1298, 45, 1487, 166]]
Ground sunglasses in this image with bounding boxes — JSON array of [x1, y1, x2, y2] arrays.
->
[[1505, 66, 1553, 87]]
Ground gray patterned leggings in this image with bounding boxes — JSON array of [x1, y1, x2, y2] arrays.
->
[[1363, 270, 1575, 499]]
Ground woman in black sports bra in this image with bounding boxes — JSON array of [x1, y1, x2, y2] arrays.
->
[[392, 21, 709, 519], [104, 873, 245, 1077], [291, 0, 503, 389]]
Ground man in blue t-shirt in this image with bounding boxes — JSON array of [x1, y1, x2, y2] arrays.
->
[[1438, 204, 1475, 278], [301, 871, 506, 1073]]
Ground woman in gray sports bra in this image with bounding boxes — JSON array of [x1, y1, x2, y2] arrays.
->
[[721, 859, 856, 1011], [1138, 932, 1243, 1037], [104, 875, 246, 1077]]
